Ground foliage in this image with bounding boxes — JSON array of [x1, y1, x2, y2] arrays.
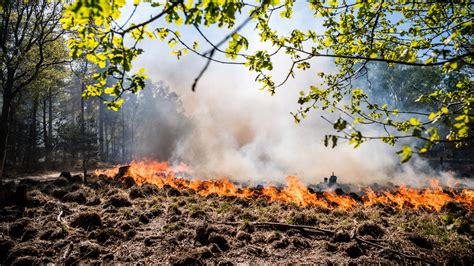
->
[[0, 1, 66, 95], [25, 38, 70, 99], [0, 1, 68, 175], [60, 0, 473, 161]]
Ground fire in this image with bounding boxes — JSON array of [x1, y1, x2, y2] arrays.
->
[[95, 160, 474, 211]]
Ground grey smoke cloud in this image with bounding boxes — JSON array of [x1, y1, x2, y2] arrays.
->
[[121, 2, 465, 187], [133, 53, 427, 186]]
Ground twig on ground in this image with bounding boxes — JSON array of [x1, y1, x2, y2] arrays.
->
[[62, 242, 73, 260], [258, 221, 334, 234], [216, 221, 334, 234], [57, 210, 63, 222]]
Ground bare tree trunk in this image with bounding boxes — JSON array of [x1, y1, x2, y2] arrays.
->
[[45, 88, 53, 164], [0, 67, 17, 179], [110, 125, 116, 162], [80, 61, 88, 180], [43, 96, 50, 164], [130, 121, 134, 161], [98, 101, 105, 161], [121, 110, 125, 163], [10, 108, 17, 168], [105, 124, 109, 162], [24, 96, 38, 169], [0, 91, 12, 179]]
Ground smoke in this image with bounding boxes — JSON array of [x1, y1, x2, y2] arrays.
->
[[130, 80, 192, 161], [123, 4, 468, 187], [130, 54, 439, 186]]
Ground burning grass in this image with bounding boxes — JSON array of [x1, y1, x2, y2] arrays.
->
[[96, 160, 474, 212]]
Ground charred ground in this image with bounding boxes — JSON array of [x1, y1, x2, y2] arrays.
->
[[0, 173, 473, 265]]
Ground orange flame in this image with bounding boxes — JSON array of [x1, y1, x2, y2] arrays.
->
[[95, 160, 474, 211]]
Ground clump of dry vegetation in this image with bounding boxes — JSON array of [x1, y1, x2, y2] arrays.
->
[[0, 174, 472, 264]]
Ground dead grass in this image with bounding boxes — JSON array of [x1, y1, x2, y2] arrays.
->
[[0, 175, 472, 264]]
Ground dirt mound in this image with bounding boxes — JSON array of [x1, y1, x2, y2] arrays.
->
[[407, 234, 433, 249], [346, 243, 363, 258], [39, 227, 68, 241], [4, 244, 41, 265], [129, 183, 161, 199], [78, 241, 103, 258], [8, 220, 29, 239], [357, 222, 385, 238], [208, 233, 230, 251], [333, 230, 351, 242], [0, 239, 14, 262], [63, 190, 87, 204], [89, 228, 125, 243], [70, 212, 102, 229], [53, 177, 68, 186], [288, 211, 318, 226], [442, 201, 467, 215], [106, 194, 132, 208]]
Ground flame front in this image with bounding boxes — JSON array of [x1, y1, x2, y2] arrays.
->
[[95, 160, 474, 211]]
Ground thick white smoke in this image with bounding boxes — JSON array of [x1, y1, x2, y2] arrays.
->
[[134, 52, 440, 186], [125, 3, 469, 187]]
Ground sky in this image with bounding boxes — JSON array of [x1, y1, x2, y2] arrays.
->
[[111, 1, 454, 186]]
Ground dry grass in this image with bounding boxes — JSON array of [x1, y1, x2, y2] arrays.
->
[[0, 175, 472, 264]]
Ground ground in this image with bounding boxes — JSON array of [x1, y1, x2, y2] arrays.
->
[[0, 174, 473, 265]]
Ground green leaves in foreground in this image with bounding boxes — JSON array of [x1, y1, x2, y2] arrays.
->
[[397, 146, 413, 164]]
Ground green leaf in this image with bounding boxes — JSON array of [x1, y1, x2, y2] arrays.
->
[[397, 145, 413, 163], [297, 62, 310, 70], [409, 118, 420, 126]]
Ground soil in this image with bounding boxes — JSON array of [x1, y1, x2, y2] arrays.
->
[[0, 174, 473, 265]]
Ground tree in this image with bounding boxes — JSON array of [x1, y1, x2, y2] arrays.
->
[[0, 1, 67, 177], [61, 0, 473, 162], [362, 62, 473, 162], [363, 63, 445, 110], [27, 39, 69, 166]]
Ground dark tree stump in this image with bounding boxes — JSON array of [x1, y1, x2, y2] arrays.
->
[[114, 166, 130, 181]]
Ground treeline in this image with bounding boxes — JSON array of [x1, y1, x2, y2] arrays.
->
[[363, 62, 474, 173], [5, 64, 189, 176], [0, 2, 189, 177]]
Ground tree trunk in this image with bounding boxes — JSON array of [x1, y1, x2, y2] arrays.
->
[[98, 100, 105, 161], [15, 111, 25, 167], [105, 123, 109, 162], [45, 88, 53, 164], [0, 92, 12, 178], [110, 125, 116, 162], [80, 90, 87, 179], [24, 96, 38, 168], [43, 96, 50, 164], [121, 110, 125, 163], [130, 121, 134, 161], [10, 109, 17, 167]]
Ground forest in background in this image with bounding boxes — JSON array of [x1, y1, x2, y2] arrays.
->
[[3, 70, 190, 176]]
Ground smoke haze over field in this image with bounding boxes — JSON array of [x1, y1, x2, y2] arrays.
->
[[131, 58, 448, 187], [119, 3, 467, 187]]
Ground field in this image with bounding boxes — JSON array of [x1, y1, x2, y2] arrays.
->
[[1, 172, 473, 265]]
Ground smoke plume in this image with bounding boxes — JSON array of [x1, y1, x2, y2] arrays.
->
[[123, 4, 469, 187]]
